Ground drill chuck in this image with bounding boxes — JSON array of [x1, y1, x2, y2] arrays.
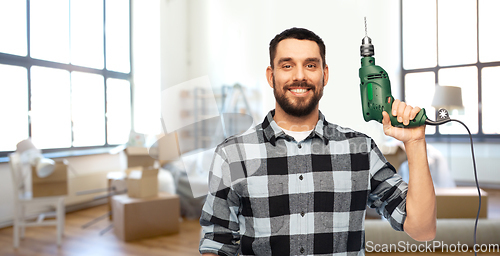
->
[[360, 36, 374, 57]]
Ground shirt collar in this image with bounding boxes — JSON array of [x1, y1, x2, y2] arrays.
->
[[261, 109, 332, 146]]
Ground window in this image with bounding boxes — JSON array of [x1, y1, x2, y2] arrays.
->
[[402, 0, 500, 138], [0, 0, 132, 155]]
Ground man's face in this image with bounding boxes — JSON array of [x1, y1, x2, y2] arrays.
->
[[267, 38, 329, 117]]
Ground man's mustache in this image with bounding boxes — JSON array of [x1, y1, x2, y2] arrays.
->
[[284, 81, 315, 90]]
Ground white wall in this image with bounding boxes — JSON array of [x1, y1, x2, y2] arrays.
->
[[133, 0, 162, 135], [160, 0, 189, 89]]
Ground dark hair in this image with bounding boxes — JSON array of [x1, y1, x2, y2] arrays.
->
[[269, 27, 326, 68]]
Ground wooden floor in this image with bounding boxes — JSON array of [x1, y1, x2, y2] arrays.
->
[[0, 189, 499, 256], [0, 204, 201, 256]]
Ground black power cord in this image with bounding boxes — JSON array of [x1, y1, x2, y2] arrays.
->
[[426, 116, 480, 256]]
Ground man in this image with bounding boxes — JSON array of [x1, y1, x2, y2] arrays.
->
[[199, 27, 436, 256]]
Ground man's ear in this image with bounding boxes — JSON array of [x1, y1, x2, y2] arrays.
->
[[323, 64, 329, 87], [266, 66, 274, 88]]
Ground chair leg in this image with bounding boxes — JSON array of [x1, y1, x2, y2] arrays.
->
[[61, 199, 65, 237], [56, 198, 65, 246], [19, 204, 25, 239], [13, 211, 19, 248], [61, 206, 65, 237]]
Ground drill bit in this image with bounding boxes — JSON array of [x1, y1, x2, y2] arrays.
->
[[364, 17, 368, 37], [360, 17, 374, 57]]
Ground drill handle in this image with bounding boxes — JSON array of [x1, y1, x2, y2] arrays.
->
[[387, 96, 427, 128]]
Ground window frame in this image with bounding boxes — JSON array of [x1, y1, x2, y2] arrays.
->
[[400, 0, 500, 142], [0, 0, 133, 159]]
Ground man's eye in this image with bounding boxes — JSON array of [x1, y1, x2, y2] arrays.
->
[[283, 65, 292, 68], [307, 64, 316, 68]]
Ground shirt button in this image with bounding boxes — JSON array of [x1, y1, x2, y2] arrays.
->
[[298, 144, 302, 148], [299, 175, 303, 180], [300, 247, 305, 253], [301, 211, 305, 217]]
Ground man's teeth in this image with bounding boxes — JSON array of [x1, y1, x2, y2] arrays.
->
[[290, 88, 308, 93]]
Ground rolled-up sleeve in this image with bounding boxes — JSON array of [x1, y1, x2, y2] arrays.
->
[[367, 140, 408, 231], [199, 146, 241, 256]]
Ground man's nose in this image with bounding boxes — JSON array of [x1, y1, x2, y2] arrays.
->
[[292, 66, 306, 81]]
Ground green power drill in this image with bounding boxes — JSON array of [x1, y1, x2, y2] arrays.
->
[[358, 18, 428, 128]]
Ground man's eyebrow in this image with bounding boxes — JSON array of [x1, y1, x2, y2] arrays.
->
[[277, 57, 293, 65], [305, 57, 321, 63]]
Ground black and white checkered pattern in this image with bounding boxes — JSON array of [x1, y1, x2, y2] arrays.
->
[[200, 110, 408, 256]]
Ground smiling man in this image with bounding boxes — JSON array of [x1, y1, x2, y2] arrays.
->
[[199, 27, 436, 256]]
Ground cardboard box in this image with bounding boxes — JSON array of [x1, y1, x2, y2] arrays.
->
[[107, 171, 128, 220], [125, 146, 156, 168], [436, 187, 488, 218], [127, 167, 159, 198], [31, 160, 68, 198], [112, 192, 180, 241], [124, 166, 142, 176]]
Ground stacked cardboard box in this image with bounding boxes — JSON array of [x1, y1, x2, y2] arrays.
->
[[125, 147, 156, 168], [112, 192, 180, 241], [31, 160, 68, 198], [126, 166, 159, 198], [436, 187, 488, 218]]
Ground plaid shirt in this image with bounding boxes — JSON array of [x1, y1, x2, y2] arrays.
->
[[199, 110, 408, 256]]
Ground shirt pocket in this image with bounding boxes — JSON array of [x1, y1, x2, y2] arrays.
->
[[246, 182, 286, 233]]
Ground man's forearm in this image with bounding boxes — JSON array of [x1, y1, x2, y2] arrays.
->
[[403, 139, 436, 241], [202, 254, 218, 256]]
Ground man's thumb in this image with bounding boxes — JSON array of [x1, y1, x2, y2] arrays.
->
[[382, 111, 392, 135]]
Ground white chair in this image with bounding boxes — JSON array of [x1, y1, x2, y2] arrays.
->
[[9, 152, 65, 248]]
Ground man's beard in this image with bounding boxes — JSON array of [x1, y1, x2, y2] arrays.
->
[[273, 78, 324, 117]]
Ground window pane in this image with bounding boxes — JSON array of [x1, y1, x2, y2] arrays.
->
[[71, 72, 105, 146], [438, 0, 477, 66], [106, 0, 130, 73], [30, 66, 71, 149], [402, 0, 437, 69], [479, 0, 500, 62], [0, 0, 27, 56], [0, 64, 28, 151], [30, 0, 70, 63], [70, 0, 104, 69], [438, 66, 478, 134], [404, 72, 436, 134], [107, 78, 131, 144], [481, 66, 500, 134]]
